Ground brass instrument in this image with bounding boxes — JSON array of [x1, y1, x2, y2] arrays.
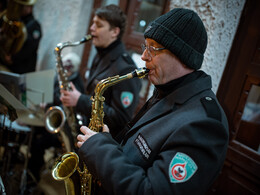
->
[[45, 106, 66, 134], [45, 35, 92, 152], [0, 0, 27, 67], [52, 67, 149, 195]]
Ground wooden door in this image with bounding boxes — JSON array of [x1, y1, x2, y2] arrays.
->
[[208, 0, 260, 194]]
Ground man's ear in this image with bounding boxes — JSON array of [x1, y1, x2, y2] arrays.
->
[[111, 27, 120, 38]]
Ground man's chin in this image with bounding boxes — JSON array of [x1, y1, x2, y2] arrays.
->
[[92, 38, 100, 46], [148, 75, 157, 85], [92, 39, 97, 45]]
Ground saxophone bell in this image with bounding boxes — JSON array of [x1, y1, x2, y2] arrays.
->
[[45, 106, 66, 134], [52, 152, 79, 180], [52, 152, 82, 195]]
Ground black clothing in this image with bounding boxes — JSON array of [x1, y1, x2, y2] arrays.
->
[[8, 14, 41, 74], [53, 72, 85, 106], [139, 71, 204, 122], [76, 40, 141, 138], [116, 71, 204, 142], [79, 71, 229, 195]]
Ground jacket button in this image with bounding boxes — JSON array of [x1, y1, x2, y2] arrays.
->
[[205, 96, 212, 101]]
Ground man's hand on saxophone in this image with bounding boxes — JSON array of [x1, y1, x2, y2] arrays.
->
[[77, 124, 109, 148], [60, 82, 81, 107]]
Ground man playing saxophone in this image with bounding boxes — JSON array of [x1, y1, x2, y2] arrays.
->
[[28, 52, 85, 185], [77, 8, 229, 195], [60, 4, 141, 138]]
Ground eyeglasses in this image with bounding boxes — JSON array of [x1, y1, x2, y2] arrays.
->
[[141, 43, 166, 58]]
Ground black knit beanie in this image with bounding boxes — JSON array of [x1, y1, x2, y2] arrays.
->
[[144, 8, 208, 70]]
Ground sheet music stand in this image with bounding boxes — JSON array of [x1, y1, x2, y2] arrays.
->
[[0, 71, 25, 101], [0, 84, 44, 194]]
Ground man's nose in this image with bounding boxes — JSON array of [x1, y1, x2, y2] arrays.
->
[[90, 24, 95, 31], [141, 50, 151, 61]]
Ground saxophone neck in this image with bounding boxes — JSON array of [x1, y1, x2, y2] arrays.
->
[[95, 67, 149, 96], [80, 34, 92, 43], [54, 35, 92, 55]]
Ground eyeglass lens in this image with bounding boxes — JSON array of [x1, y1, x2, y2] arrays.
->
[[141, 44, 153, 57]]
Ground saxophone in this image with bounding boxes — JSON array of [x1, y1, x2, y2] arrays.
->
[[52, 67, 149, 195], [45, 35, 92, 152]]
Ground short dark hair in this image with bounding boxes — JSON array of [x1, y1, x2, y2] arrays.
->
[[95, 4, 126, 39]]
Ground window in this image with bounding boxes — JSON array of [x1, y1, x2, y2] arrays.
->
[[133, 0, 167, 33], [238, 84, 260, 152], [123, 0, 170, 53]]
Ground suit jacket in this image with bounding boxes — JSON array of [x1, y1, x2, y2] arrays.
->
[[76, 41, 141, 137], [79, 72, 229, 195]]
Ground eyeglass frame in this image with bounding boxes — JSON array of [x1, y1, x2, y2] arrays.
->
[[141, 43, 166, 58]]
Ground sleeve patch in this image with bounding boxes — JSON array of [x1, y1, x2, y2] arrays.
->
[[169, 152, 197, 183], [121, 91, 133, 108], [33, 30, 41, 39]]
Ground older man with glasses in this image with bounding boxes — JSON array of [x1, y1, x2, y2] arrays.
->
[[77, 8, 229, 195]]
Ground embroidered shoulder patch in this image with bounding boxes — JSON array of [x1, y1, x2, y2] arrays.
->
[[121, 91, 133, 108], [169, 152, 197, 183]]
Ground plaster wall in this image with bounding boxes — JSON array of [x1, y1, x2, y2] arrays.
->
[[171, 0, 246, 92], [33, 0, 93, 71], [33, 0, 245, 93]]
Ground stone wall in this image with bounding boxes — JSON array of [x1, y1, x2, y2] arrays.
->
[[33, 0, 245, 92], [171, 0, 245, 92]]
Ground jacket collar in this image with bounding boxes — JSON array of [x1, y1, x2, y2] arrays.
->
[[130, 74, 212, 131], [87, 41, 125, 86]]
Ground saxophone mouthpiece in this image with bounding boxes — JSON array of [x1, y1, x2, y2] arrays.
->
[[81, 35, 92, 43], [132, 67, 150, 79]]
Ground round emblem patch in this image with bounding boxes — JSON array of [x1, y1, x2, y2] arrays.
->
[[172, 163, 187, 181], [169, 152, 197, 183], [120, 91, 133, 108]]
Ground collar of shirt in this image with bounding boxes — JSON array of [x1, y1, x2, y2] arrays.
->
[[95, 38, 121, 57]]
